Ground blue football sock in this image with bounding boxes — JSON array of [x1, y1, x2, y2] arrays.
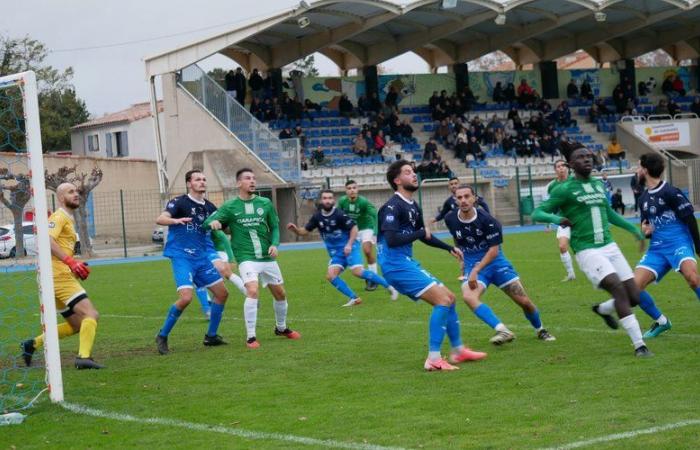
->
[[330, 277, 357, 299], [524, 309, 542, 329], [694, 287, 700, 302], [473, 303, 501, 329], [445, 304, 463, 349], [360, 270, 389, 288], [429, 305, 450, 352], [195, 288, 211, 314], [159, 304, 183, 337], [207, 303, 225, 337], [638, 290, 662, 320]]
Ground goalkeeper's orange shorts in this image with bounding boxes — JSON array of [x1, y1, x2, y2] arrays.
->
[[54, 271, 86, 317]]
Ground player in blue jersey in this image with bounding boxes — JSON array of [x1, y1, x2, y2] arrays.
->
[[287, 190, 398, 307], [154, 170, 229, 354], [444, 185, 556, 345], [430, 176, 490, 225], [593, 153, 700, 338], [378, 160, 487, 371]]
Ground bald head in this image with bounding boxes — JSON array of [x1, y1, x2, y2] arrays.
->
[[57, 182, 80, 210]]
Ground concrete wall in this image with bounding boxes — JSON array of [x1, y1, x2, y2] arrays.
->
[[70, 113, 164, 161]]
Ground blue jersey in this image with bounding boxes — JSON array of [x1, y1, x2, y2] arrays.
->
[[377, 193, 424, 266], [163, 194, 218, 259], [444, 208, 504, 265], [304, 207, 355, 251], [639, 181, 694, 249]]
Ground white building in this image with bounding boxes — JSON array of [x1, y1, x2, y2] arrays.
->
[[71, 101, 164, 160]]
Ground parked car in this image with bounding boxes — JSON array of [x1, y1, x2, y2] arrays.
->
[[0, 222, 37, 258], [152, 227, 165, 243]]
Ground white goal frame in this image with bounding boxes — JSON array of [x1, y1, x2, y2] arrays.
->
[[0, 70, 64, 402]]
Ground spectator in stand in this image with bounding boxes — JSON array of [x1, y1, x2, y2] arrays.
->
[[516, 79, 535, 107], [385, 86, 398, 108], [504, 118, 518, 138], [261, 98, 275, 121], [293, 126, 306, 149], [300, 154, 309, 171], [434, 119, 450, 145], [540, 134, 556, 159], [492, 82, 506, 104], [357, 95, 371, 118], [487, 115, 503, 130], [504, 82, 516, 103], [613, 90, 627, 114], [580, 80, 594, 100], [428, 91, 440, 114], [466, 136, 485, 162], [250, 97, 264, 121], [622, 79, 635, 101], [436, 161, 453, 179], [662, 75, 675, 98], [588, 103, 600, 123], [304, 99, 321, 113], [353, 132, 368, 158], [537, 97, 552, 114], [655, 99, 670, 115], [607, 137, 625, 161], [595, 98, 611, 116], [225, 70, 236, 97], [611, 188, 625, 215], [338, 94, 355, 119], [462, 86, 477, 111], [507, 106, 519, 121], [368, 92, 382, 117], [311, 146, 328, 167], [374, 130, 386, 154], [692, 97, 700, 116], [638, 80, 651, 97], [233, 68, 247, 105], [423, 138, 439, 161], [248, 69, 264, 101], [630, 172, 644, 214], [363, 130, 375, 154], [454, 130, 468, 160], [566, 79, 579, 99], [672, 74, 686, 97], [278, 127, 293, 140], [668, 99, 681, 117], [399, 119, 414, 144]]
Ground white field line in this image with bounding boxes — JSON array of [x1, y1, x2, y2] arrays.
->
[[543, 419, 700, 449], [101, 314, 700, 340], [60, 402, 408, 450]]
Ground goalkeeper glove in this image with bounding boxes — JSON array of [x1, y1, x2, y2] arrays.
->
[[62, 255, 90, 280]]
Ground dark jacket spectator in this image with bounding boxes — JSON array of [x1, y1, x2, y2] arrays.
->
[[668, 100, 680, 117], [278, 127, 293, 139], [248, 69, 264, 99], [338, 95, 354, 118], [385, 87, 398, 107], [357, 95, 371, 117], [225, 70, 236, 93], [423, 139, 438, 161], [566, 80, 579, 99], [311, 147, 328, 166], [580, 80, 593, 100], [662, 76, 674, 97], [233, 68, 247, 104], [250, 97, 264, 121], [611, 189, 625, 215], [492, 82, 505, 103]]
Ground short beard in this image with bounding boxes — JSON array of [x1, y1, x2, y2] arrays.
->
[[403, 183, 419, 192], [321, 204, 334, 212]]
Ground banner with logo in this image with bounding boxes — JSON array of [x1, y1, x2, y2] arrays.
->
[[634, 122, 691, 147]]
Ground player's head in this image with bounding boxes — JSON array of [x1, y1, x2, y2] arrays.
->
[[448, 176, 460, 194], [387, 160, 418, 192], [56, 182, 80, 210], [185, 169, 206, 195], [567, 146, 594, 178], [319, 189, 335, 212], [638, 152, 665, 183], [236, 168, 256, 194], [345, 180, 358, 199], [554, 159, 568, 178], [454, 184, 476, 213]]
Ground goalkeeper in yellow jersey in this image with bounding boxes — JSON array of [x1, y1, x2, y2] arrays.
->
[[20, 182, 103, 369]]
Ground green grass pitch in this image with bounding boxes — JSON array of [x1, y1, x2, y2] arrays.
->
[[2, 228, 700, 449]]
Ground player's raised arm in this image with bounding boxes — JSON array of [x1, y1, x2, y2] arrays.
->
[[157, 201, 191, 226], [211, 229, 234, 261], [606, 203, 644, 240]]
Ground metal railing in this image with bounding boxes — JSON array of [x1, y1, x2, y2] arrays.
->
[[178, 64, 301, 183]]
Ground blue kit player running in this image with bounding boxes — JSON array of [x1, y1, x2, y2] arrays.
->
[[378, 160, 487, 371], [444, 185, 556, 345], [594, 153, 700, 338], [287, 190, 398, 307], [154, 170, 229, 354]]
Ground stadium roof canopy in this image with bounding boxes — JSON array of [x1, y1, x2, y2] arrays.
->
[[144, 0, 700, 77]]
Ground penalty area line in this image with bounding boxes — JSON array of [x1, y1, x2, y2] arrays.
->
[[60, 402, 408, 450], [542, 419, 700, 449]]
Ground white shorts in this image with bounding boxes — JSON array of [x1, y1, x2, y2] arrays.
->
[[238, 261, 284, 287], [556, 226, 571, 240], [575, 242, 634, 288], [357, 229, 376, 244], [217, 251, 229, 263]]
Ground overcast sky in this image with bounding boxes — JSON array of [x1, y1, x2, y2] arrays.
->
[[5, 0, 428, 116]]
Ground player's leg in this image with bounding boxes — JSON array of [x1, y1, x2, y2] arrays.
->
[[348, 243, 398, 300], [213, 256, 246, 296], [361, 230, 378, 291], [461, 280, 514, 345], [239, 261, 262, 348], [156, 258, 195, 354], [557, 228, 575, 281], [195, 287, 211, 319], [679, 258, 700, 300], [327, 264, 361, 306], [69, 298, 104, 369], [594, 267, 659, 329], [500, 280, 555, 341], [267, 281, 301, 340]]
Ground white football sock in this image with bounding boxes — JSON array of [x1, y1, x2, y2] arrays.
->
[[228, 273, 247, 295], [368, 263, 378, 274], [620, 314, 645, 349], [656, 314, 668, 326], [428, 351, 442, 361], [244, 298, 258, 339], [598, 299, 616, 315], [560, 251, 575, 276], [495, 323, 509, 332], [273, 299, 288, 331]]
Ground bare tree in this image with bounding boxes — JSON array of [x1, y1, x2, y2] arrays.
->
[[45, 165, 103, 257], [0, 168, 31, 257]]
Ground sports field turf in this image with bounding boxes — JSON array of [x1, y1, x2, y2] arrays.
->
[[2, 227, 699, 449]]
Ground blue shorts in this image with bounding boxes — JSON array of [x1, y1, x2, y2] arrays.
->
[[381, 259, 442, 301], [169, 256, 223, 291], [637, 243, 696, 282], [463, 255, 519, 290], [328, 242, 364, 270]]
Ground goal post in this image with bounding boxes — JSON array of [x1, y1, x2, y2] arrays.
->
[[0, 70, 63, 406]]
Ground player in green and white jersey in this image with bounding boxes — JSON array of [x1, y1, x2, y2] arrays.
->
[[337, 180, 379, 290], [544, 159, 576, 282], [205, 168, 300, 349], [533, 146, 652, 357]]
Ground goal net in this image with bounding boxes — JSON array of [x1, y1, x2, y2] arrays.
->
[[0, 71, 63, 412]]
